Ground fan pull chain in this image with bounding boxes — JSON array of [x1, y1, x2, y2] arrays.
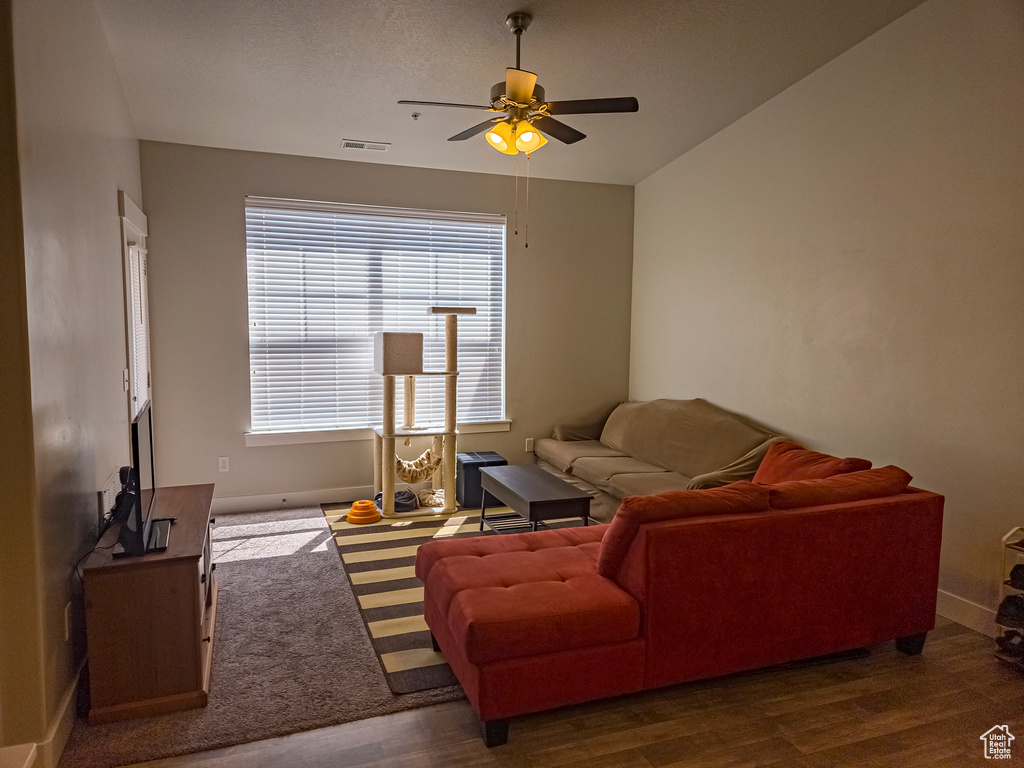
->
[[524, 152, 530, 248], [514, 158, 519, 235]]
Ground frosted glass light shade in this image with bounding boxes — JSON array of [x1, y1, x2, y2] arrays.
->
[[515, 126, 547, 153], [485, 121, 518, 155]]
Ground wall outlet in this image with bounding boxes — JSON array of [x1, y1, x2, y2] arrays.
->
[[218, 456, 230, 472], [64, 602, 71, 642], [525, 437, 534, 452]]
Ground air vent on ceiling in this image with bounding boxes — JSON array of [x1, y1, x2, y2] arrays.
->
[[341, 139, 391, 152]]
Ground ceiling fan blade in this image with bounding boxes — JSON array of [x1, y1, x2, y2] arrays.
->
[[398, 100, 492, 110], [533, 116, 586, 144], [505, 68, 537, 104], [448, 119, 502, 142], [544, 97, 639, 115]]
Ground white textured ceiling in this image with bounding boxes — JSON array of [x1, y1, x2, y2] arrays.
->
[[94, 0, 924, 185]]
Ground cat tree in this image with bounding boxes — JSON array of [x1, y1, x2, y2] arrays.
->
[[372, 306, 476, 518]]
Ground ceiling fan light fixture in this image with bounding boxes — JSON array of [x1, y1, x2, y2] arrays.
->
[[484, 121, 518, 154]]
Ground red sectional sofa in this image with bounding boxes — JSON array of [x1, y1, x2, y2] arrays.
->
[[415, 442, 945, 746]]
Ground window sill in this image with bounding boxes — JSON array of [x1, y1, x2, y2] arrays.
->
[[245, 420, 512, 447]]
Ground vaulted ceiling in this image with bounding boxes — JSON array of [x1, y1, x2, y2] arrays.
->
[[95, 0, 924, 185]]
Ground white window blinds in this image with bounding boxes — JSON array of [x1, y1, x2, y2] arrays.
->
[[245, 197, 506, 434]]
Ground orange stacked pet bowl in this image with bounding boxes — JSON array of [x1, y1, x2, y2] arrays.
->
[[346, 499, 381, 524]]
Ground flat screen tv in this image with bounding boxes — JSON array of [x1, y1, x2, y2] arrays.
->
[[114, 400, 165, 556]]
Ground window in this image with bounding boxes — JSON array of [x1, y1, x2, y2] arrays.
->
[[126, 243, 150, 418], [244, 197, 505, 435], [120, 191, 150, 421]]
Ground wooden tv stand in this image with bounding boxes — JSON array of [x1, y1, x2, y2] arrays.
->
[[82, 483, 217, 724]]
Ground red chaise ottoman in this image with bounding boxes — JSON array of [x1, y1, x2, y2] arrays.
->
[[415, 525, 646, 746]]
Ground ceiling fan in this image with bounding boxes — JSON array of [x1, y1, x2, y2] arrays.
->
[[399, 12, 639, 156]]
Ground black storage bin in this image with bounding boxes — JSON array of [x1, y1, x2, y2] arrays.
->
[[456, 451, 507, 508]]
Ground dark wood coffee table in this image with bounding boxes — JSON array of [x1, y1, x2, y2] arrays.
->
[[479, 464, 592, 532]]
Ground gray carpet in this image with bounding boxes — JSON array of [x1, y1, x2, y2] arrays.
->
[[57, 507, 463, 768]]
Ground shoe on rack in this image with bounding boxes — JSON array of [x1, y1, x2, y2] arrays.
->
[[1010, 564, 1024, 591], [997, 630, 1024, 657], [996, 594, 1024, 628]]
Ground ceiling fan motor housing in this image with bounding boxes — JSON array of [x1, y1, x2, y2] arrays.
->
[[491, 81, 543, 109]]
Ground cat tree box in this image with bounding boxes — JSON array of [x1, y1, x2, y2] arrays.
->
[[373, 332, 423, 375]]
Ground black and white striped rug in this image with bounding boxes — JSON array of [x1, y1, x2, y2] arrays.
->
[[322, 506, 496, 694]]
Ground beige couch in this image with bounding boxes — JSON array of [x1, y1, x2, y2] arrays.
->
[[535, 398, 784, 522]]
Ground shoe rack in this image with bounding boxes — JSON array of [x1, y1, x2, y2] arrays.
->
[[995, 527, 1024, 669]]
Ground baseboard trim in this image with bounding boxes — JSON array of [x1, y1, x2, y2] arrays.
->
[[0, 744, 35, 768], [937, 589, 998, 638], [35, 659, 83, 768], [211, 483, 430, 515]]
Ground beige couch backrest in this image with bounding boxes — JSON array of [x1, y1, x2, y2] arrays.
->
[[600, 398, 778, 479]]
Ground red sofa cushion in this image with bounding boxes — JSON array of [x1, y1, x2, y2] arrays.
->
[[597, 481, 770, 579], [766, 465, 913, 510], [415, 525, 607, 584], [424, 538, 602, 615], [752, 440, 872, 484], [420, 526, 639, 665]]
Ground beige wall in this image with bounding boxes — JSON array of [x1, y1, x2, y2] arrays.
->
[[139, 142, 633, 506], [631, 0, 1024, 624], [3, 0, 142, 754], [0, 0, 40, 747]]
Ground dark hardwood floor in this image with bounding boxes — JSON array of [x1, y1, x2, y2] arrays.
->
[[131, 618, 1023, 768]]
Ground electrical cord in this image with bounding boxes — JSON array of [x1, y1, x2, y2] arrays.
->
[[74, 539, 120, 581]]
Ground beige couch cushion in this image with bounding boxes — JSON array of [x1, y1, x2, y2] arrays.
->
[[571, 456, 667, 488], [535, 461, 620, 523], [533, 438, 626, 473], [605, 472, 694, 498], [600, 399, 777, 479]]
